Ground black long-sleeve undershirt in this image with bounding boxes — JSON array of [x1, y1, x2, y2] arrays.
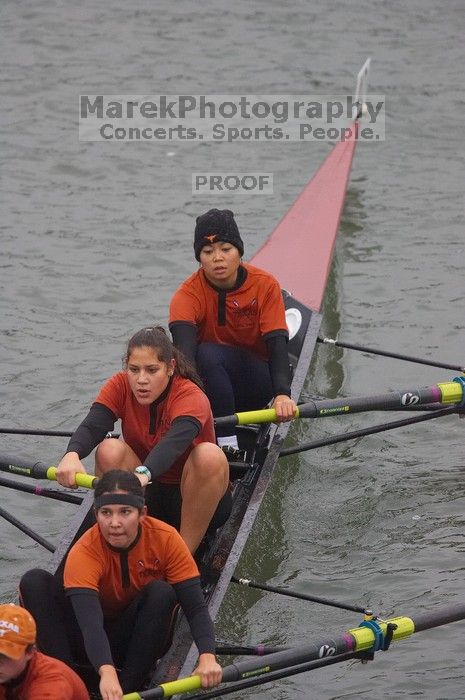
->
[[169, 321, 198, 364], [266, 333, 292, 397], [145, 416, 200, 480], [67, 576, 215, 671], [68, 589, 113, 670], [66, 403, 116, 459]]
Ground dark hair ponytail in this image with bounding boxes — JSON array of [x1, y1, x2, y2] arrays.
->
[[94, 469, 144, 499], [123, 326, 204, 390]]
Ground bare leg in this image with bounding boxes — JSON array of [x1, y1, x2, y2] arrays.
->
[[179, 443, 229, 554], [95, 438, 140, 476], [95, 439, 229, 554]]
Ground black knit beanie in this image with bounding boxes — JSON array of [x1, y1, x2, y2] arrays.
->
[[194, 209, 244, 261]]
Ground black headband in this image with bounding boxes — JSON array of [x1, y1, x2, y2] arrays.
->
[[94, 493, 145, 510]]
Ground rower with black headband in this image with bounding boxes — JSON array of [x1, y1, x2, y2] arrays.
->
[[19, 470, 222, 700]]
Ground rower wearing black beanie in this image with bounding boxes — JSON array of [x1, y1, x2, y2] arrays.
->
[[193, 209, 244, 260], [169, 209, 296, 455]]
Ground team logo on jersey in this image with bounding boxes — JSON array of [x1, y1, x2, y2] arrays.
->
[[231, 298, 257, 327], [232, 298, 257, 316], [137, 559, 162, 579]]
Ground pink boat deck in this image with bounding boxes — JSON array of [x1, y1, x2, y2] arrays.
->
[[250, 122, 358, 313]]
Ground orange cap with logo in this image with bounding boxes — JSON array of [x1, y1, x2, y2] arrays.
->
[[0, 604, 36, 660]]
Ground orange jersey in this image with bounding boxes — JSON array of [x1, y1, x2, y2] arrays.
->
[[64, 515, 199, 618], [169, 263, 288, 361], [95, 373, 215, 484], [0, 650, 89, 700]]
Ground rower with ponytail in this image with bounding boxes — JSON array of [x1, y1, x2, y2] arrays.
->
[[56, 325, 231, 554]]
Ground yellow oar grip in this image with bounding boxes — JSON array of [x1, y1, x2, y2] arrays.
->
[[46, 467, 97, 489], [46, 467, 59, 481], [349, 616, 415, 651], [122, 674, 202, 699], [75, 472, 98, 489], [236, 408, 277, 425], [235, 407, 300, 425], [438, 381, 464, 404], [159, 675, 202, 696]]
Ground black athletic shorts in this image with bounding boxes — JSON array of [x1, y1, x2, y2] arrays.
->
[[145, 481, 232, 533]]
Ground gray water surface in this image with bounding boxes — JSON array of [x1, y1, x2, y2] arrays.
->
[[1, 1, 465, 698]]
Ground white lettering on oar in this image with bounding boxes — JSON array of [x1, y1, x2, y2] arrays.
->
[[318, 644, 336, 657], [401, 393, 420, 406]]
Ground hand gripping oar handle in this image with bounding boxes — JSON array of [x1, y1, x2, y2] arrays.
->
[[214, 379, 465, 429], [0, 455, 97, 489], [46, 466, 97, 489], [214, 407, 286, 430]]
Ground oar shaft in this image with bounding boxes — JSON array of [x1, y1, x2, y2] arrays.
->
[[124, 604, 465, 699], [0, 455, 49, 478], [279, 406, 459, 457], [412, 603, 465, 632], [214, 380, 464, 428], [232, 576, 367, 614], [0, 506, 55, 552], [0, 474, 84, 504], [0, 428, 120, 438], [174, 652, 358, 700], [297, 382, 461, 419], [215, 642, 287, 656], [133, 618, 409, 699], [318, 336, 465, 372], [0, 427, 74, 437]]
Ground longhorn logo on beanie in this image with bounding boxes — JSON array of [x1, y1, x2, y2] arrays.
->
[[194, 209, 244, 260]]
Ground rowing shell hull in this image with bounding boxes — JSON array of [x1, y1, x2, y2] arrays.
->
[[150, 125, 359, 687]]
